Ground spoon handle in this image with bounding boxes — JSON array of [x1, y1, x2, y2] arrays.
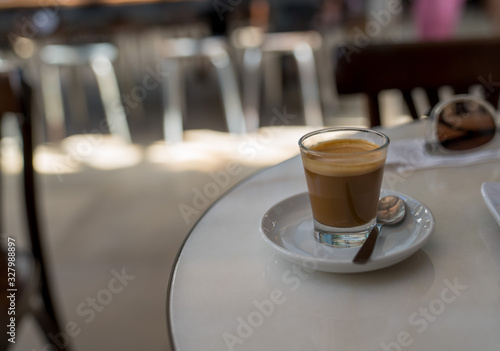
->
[[353, 226, 379, 264]]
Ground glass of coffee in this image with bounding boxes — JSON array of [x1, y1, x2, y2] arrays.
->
[[299, 128, 390, 248]]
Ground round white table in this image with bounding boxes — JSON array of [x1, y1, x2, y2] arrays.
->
[[167, 121, 500, 351]]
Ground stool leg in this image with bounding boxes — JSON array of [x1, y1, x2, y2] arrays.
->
[[294, 44, 323, 127], [242, 47, 262, 132], [40, 64, 65, 142], [263, 53, 282, 111], [208, 51, 246, 134], [91, 56, 132, 143], [68, 66, 90, 132], [161, 59, 184, 143]]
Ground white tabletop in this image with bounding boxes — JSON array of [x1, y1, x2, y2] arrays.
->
[[168, 121, 500, 351]]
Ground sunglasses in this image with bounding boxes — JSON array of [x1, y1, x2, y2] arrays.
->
[[425, 94, 499, 154]]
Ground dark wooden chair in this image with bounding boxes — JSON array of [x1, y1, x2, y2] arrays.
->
[[0, 67, 71, 351], [334, 37, 500, 126]]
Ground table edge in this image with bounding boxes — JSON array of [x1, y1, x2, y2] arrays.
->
[[165, 154, 300, 350]]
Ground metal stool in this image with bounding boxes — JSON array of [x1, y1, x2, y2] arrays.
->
[[40, 43, 132, 143], [232, 27, 324, 130], [160, 37, 246, 143]]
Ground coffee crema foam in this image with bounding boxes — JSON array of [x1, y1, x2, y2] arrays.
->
[[301, 139, 386, 177]]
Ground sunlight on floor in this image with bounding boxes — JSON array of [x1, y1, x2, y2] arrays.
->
[[1, 137, 23, 174], [146, 139, 233, 172], [148, 126, 313, 172], [2, 103, 412, 178], [1, 88, 417, 177], [61, 135, 143, 171], [2, 127, 318, 177], [34, 144, 83, 175]]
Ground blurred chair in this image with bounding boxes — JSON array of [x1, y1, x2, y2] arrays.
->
[[160, 37, 246, 143], [39, 43, 132, 143], [334, 37, 500, 126], [231, 27, 324, 131], [0, 66, 71, 350]]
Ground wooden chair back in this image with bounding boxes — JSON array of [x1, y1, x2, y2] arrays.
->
[[334, 37, 500, 126]]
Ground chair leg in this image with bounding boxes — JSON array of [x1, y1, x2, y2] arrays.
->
[[162, 59, 185, 143], [263, 53, 282, 113], [293, 43, 323, 126], [68, 66, 90, 132], [40, 64, 65, 142], [242, 47, 262, 132], [209, 50, 247, 134], [426, 89, 440, 109], [367, 94, 381, 127], [92, 56, 132, 143], [402, 90, 419, 120], [485, 89, 500, 110]]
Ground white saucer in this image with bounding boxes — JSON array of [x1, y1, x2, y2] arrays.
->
[[260, 189, 435, 273], [481, 182, 500, 227]]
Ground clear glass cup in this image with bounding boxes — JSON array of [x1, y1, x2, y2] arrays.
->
[[299, 128, 390, 248]]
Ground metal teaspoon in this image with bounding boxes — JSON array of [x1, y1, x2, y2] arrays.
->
[[353, 195, 406, 264]]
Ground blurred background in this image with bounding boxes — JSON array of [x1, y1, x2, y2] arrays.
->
[[1, 0, 500, 350]]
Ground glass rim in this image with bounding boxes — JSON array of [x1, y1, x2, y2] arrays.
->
[[298, 127, 390, 156]]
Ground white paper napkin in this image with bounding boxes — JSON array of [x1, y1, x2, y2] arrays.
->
[[386, 138, 500, 172]]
